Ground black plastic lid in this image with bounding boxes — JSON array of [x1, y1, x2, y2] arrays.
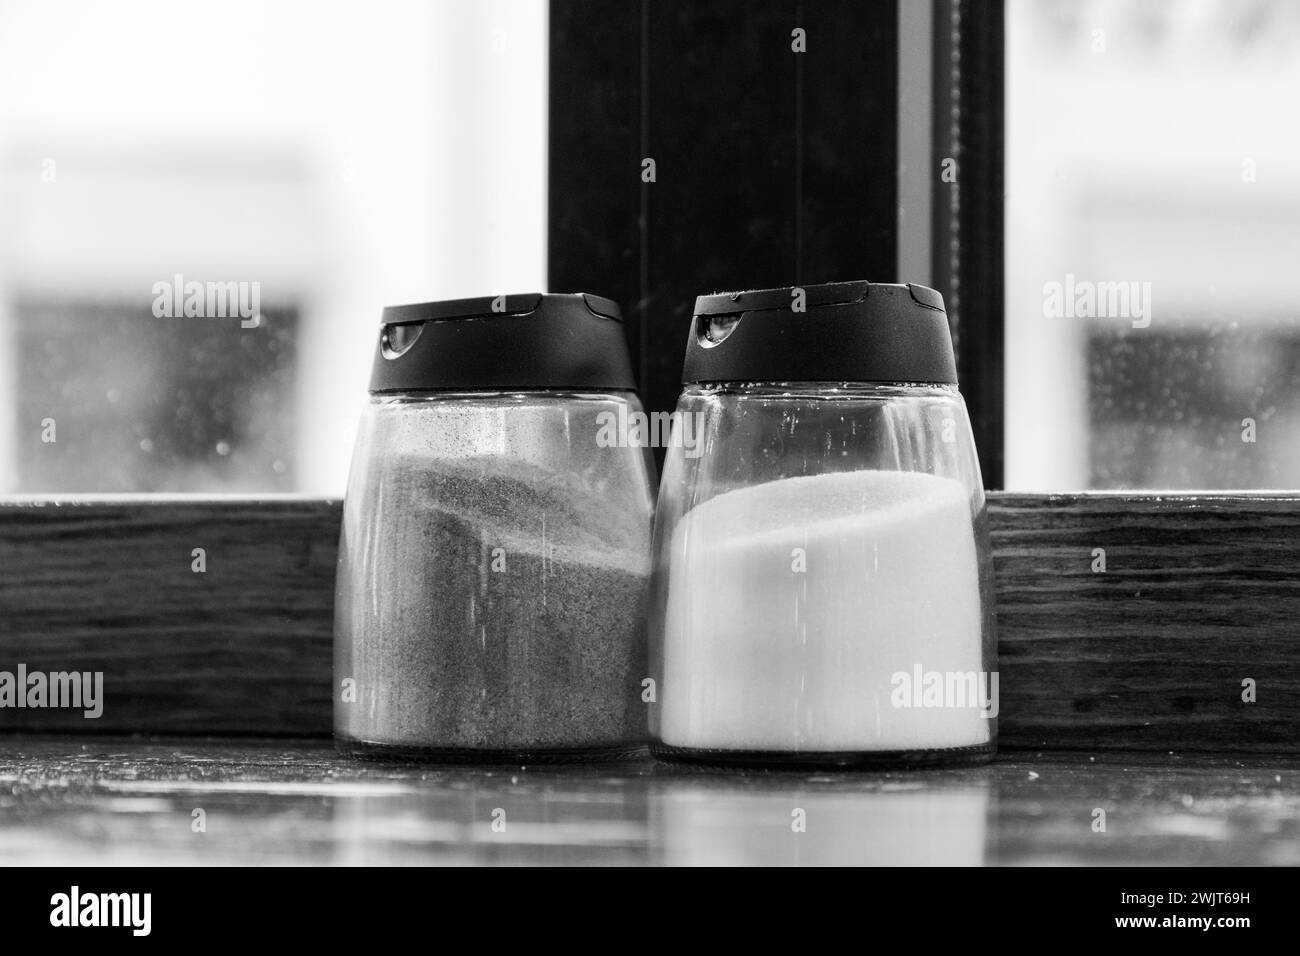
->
[[369, 292, 636, 393], [682, 280, 957, 386]]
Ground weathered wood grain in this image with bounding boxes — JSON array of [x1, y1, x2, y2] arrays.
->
[[991, 494, 1300, 753], [1, 494, 1298, 751], [0, 498, 338, 736]]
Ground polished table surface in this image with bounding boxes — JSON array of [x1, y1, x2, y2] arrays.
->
[[1, 738, 1297, 865]]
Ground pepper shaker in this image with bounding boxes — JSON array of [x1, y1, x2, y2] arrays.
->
[[335, 293, 654, 761]]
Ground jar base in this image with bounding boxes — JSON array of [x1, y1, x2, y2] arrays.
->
[[649, 741, 995, 770], [337, 736, 647, 765]]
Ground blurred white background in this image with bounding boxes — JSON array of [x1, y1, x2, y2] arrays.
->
[[1007, 0, 1300, 490], [0, 0, 546, 494], [5, 0, 1300, 494]]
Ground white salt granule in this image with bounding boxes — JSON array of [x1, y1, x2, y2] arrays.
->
[[660, 469, 989, 752]]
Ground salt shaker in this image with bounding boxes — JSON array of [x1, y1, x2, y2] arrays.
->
[[647, 280, 997, 767], [335, 293, 654, 761]]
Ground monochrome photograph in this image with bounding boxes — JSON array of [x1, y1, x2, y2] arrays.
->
[[0, 0, 1290, 928]]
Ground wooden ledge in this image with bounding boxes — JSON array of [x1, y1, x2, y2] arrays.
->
[[1, 494, 1296, 751]]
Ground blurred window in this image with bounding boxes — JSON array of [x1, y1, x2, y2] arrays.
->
[[9, 0, 1297, 495], [1007, 0, 1300, 489], [15, 297, 297, 492], [0, 0, 546, 495]]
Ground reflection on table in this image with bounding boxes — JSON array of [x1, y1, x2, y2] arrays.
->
[[1, 740, 1296, 866]]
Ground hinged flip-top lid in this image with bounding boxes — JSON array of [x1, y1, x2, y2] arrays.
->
[[370, 292, 636, 393], [683, 280, 958, 386]]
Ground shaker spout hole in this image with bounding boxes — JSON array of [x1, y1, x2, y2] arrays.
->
[[381, 322, 424, 359], [698, 312, 742, 348]]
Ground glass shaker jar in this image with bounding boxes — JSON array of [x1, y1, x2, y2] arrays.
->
[[335, 292, 654, 761], [648, 281, 996, 767]]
